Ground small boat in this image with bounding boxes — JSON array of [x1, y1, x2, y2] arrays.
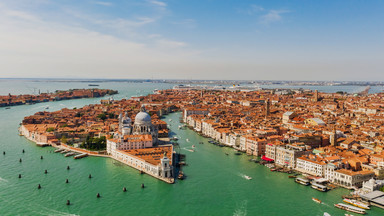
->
[[244, 175, 252, 180], [64, 152, 76, 157], [323, 213, 331, 216], [288, 175, 296, 178], [61, 149, 70, 154], [186, 139, 190, 142], [192, 145, 195, 148], [5, 107, 10, 109], [295, 177, 310, 186], [343, 199, 370, 210], [178, 171, 184, 180], [88, 84, 99, 86], [74, 153, 88, 159], [171, 136, 179, 141], [334, 203, 366, 215], [234, 151, 241, 155], [270, 168, 277, 172], [169, 119, 172, 122], [225, 153, 229, 156], [45, 106, 49, 109], [54, 148, 65, 153], [199, 142, 203, 144], [312, 197, 322, 204], [187, 149, 194, 152]]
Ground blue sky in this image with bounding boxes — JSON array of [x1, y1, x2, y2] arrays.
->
[[0, 0, 383, 81]]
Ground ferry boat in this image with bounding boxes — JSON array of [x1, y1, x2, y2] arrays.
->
[[295, 177, 310, 186], [312, 197, 322, 204], [74, 153, 88, 159], [244, 175, 252, 180], [334, 203, 366, 214], [311, 183, 328, 192], [343, 199, 370, 210]]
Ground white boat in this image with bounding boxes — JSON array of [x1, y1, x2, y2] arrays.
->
[[343, 199, 370, 210], [74, 153, 88, 159], [186, 139, 190, 142], [54, 148, 64, 153], [323, 213, 331, 216], [311, 183, 328, 192], [244, 175, 252, 180], [169, 119, 172, 122], [312, 197, 322, 204], [334, 203, 366, 215], [64, 152, 76, 157], [187, 149, 195, 152], [295, 177, 310, 186]]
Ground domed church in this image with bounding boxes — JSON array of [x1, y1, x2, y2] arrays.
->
[[116, 105, 158, 145]]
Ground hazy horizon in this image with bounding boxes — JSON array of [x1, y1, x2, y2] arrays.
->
[[0, 0, 383, 81]]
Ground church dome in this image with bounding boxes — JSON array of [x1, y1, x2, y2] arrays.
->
[[135, 112, 151, 124]]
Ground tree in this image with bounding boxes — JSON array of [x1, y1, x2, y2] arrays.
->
[[380, 186, 384, 192], [97, 113, 107, 121], [60, 135, 68, 144], [46, 127, 55, 132]]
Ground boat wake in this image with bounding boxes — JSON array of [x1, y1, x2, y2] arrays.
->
[[239, 173, 251, 180], [0, 177, 8, 182], [233, 200, 248, 216]]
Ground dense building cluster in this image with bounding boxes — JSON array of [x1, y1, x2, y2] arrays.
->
[[0, 88, 118, 107], [19, 87, 384, 188]]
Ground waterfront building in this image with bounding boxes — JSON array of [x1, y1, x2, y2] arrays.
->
[[275, 144, 310, 168], [362, 179, 384, 192], [107, 105, 173, 183], [296, 155, 326, 177], [333, 169, 375, 189]]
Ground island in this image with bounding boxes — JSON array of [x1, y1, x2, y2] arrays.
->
[[0, 88, 118, 107]]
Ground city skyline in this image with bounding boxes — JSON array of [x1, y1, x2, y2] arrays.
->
[[0, 0, 383, 81]]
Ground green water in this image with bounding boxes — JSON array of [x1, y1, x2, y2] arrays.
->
[[1, 81, 384, 215]]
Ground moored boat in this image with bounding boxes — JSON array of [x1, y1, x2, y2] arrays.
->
[[178, 171, 184, 180], [54, 148, 65, 153], [295, 177, 310, 186], [74, 153, 88, 159], [343, 199, 370, 210], [334, 203, 366, 215], [64, 152, 76, 157], [312, 197, 322, 204], [311, 183, 328, 192]]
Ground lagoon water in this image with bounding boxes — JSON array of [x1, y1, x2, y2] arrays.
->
[[0, 80, 383, 215]]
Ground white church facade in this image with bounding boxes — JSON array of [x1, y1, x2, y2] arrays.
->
[[107, 106, 174, 183]]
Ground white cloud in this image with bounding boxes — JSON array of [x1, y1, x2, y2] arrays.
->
[[259, 10, 289, 24], [0, 2, 199, 79], [92, 1, 113, 7], [148, 0, 166, 7]]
